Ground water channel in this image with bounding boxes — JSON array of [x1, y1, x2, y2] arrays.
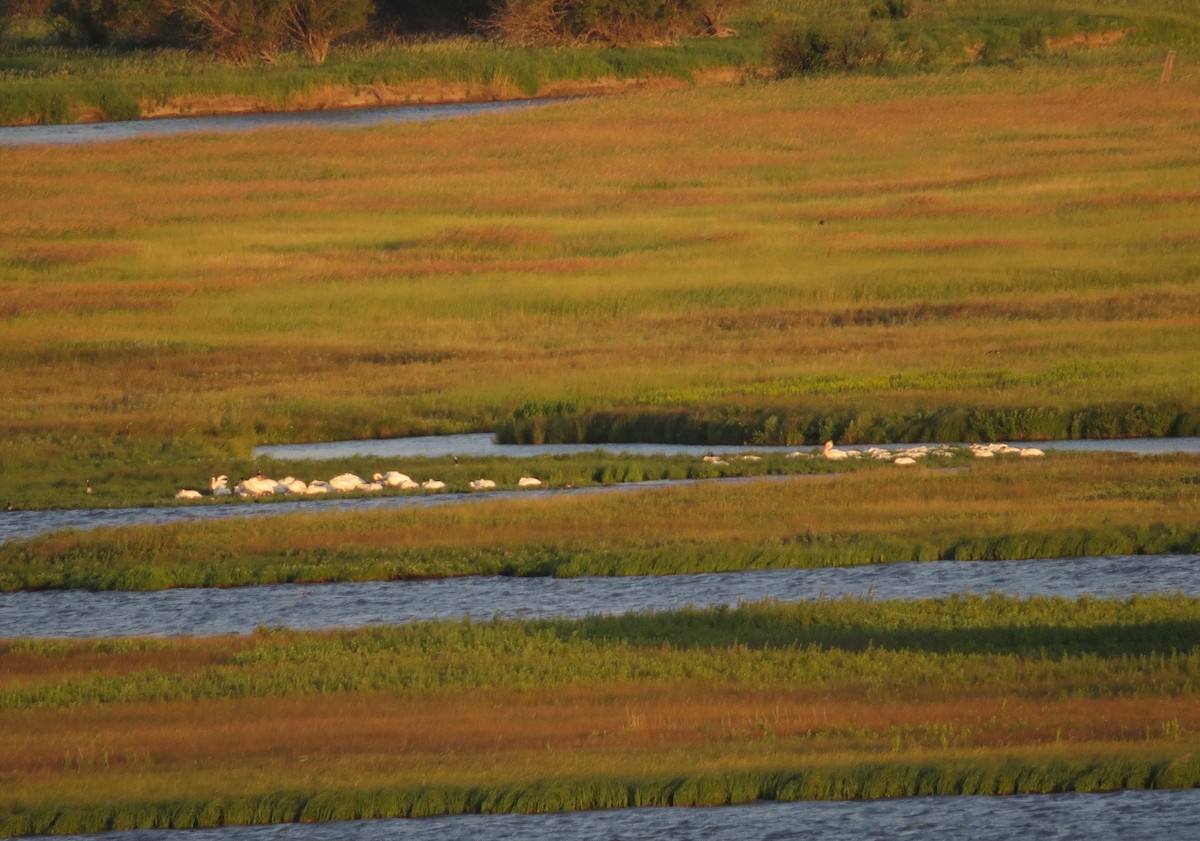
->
[[253, 432, 1200, 461], [0, 99, 553, 147], [32, 789, 1200, 841], [2, 552, 1195, 639]]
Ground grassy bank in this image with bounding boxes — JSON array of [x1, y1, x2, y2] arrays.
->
[[2, 0, 1195, 126], [3, 452, 1198, 591], [3, 596, 1199, 834]]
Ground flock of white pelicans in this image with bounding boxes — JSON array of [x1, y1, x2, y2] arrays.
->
[[808, 439, 1045, 464], [174, 440, 1043, 501], [175, 471, 545, 500]]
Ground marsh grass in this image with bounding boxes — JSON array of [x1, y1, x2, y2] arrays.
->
[[2, 2, 1199, 504], [2, 597, 1199, 834], [2, 453, 1198, 591]]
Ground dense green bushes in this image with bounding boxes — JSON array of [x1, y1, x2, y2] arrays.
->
[[13, 0, 749, 60], [496, 402, 1200, 447], [484, 0, 750, 46]]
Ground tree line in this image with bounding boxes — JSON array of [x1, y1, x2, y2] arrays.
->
[[0, 0, 746, 63]]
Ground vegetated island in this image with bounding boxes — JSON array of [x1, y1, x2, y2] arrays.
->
[[3, 595, 1199, 835]]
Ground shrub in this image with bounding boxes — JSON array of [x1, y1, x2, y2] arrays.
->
[[868, 0, 908, 21], [773, 19, 893, 77], [482, 0, 741, 46], [49, 0, 187, 46]]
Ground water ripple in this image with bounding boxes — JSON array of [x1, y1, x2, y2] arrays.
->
[[2, 553, 1196, 638], [37, 790, 1200, 841]]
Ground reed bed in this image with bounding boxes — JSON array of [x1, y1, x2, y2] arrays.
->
[[3, 453, 1197, 591], [2, 596, 1199, 834]]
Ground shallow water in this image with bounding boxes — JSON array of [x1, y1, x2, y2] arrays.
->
[[2, 553, 1195, 639], [254, 433, 1200, 461], [34, 789, 1200, 841], [0, 100, 550, 147]]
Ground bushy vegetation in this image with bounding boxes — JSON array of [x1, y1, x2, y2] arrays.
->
[[483, 0, 750, 46], [497, 402, 1200, 447], [4, 0, 749, 65]]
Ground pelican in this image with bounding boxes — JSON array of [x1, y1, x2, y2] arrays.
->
[[211, 475, 232, 495], [422, 479, 447, 490], [374, 471, 412, 487], [893, 456, 917, 466], [278, 477, 308, 494], [517, 477, 542, 488], [469, 478, 497, 491], [175, 488, 202, 499], [235, 475, 281, 496], [305, 480, 331, 494], [822, 440, 850, 460], [328, 473, 366, 491], [1019, 447, 1045, 457]]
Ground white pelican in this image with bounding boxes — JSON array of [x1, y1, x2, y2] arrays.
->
[[893, 456, 917, 466], [422, 479, 447, 490], [175, 488, 202, 499], [278, 477, 308, 494], [374, 471, 412, 487], [517, 477, 542, 488], [822, 440, 850, 460], [211, 475, 232, 495], [236, 475, 281, 496], [1019, 447, 1045, 457], [469, 479, 497, 491], [328, 473, 366, 492]]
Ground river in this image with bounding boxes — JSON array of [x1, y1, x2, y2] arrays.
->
[[0, 100, 551, 147], [2, 552, 1195, 639], [253, 433, 1200, 461], [29, 789, 1200, 841]]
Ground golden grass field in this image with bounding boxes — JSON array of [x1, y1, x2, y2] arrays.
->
[[3, 60, 1200, 506]]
